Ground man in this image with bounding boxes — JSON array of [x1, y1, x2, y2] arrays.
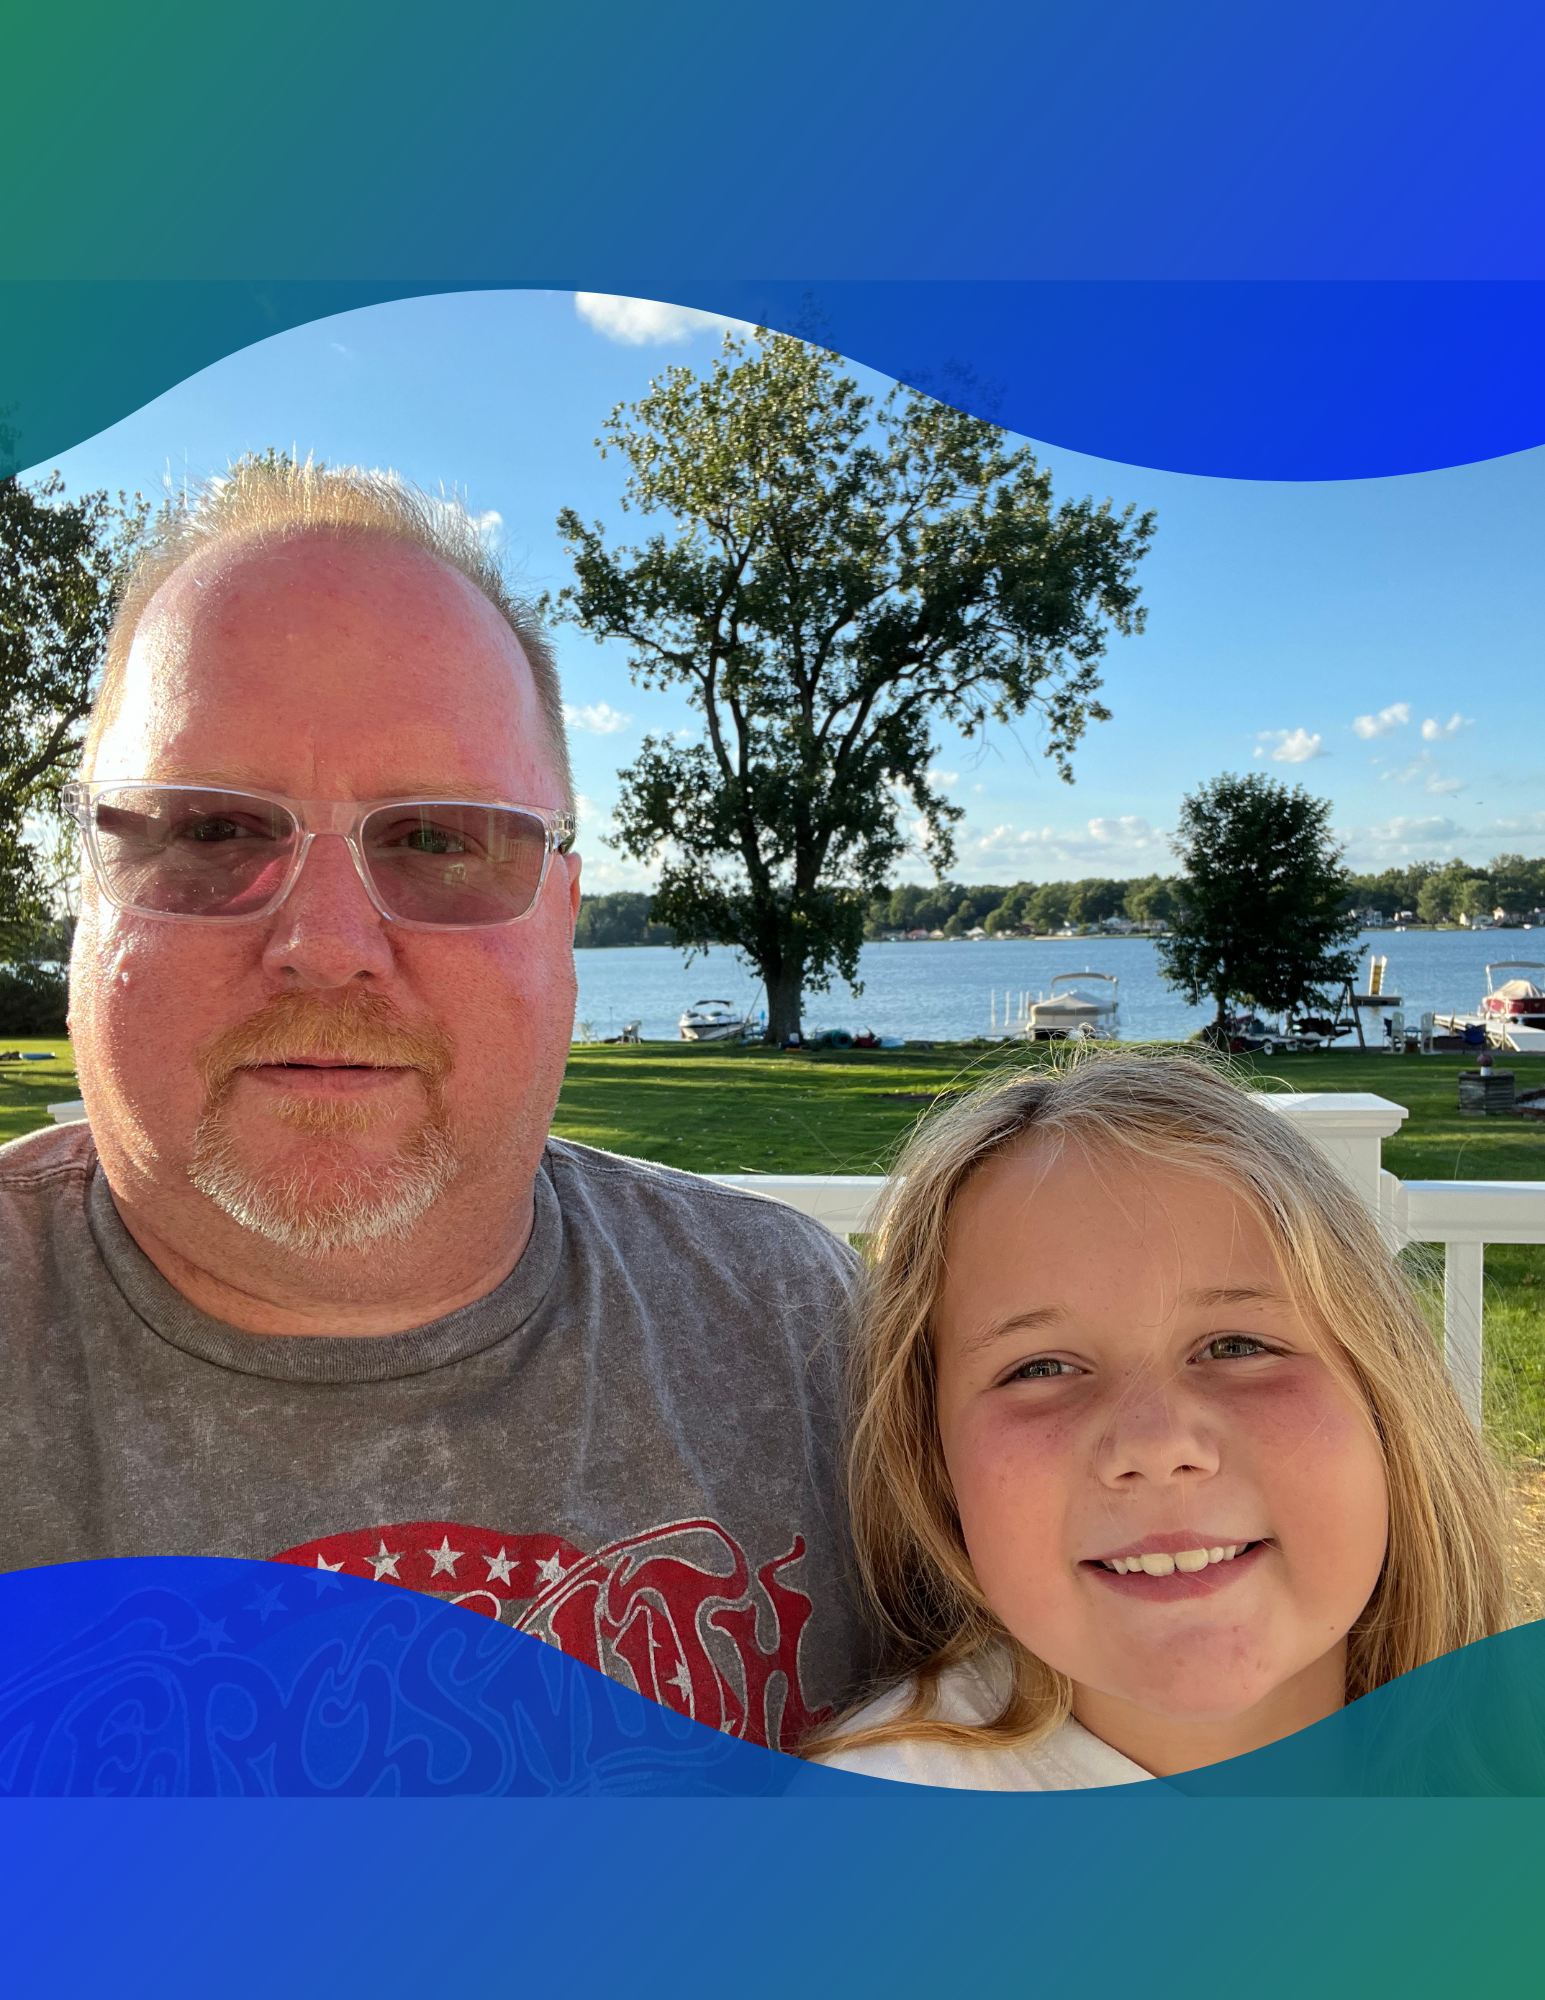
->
[[0, 459, 865, 1751]]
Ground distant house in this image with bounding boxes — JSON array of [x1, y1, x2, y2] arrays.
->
[[1357, 908, 1386, 928]]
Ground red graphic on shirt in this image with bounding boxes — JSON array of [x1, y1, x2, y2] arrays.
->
[[270, 1517, 829, 1752]]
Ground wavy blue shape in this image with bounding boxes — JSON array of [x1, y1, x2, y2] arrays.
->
[[4, 1561, 1544, 1797], [0, 1559, 884, 1798], [4, 279, 1545, 481]]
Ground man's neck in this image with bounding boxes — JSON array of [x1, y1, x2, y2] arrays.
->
[[107, 1184, 536, 1338]]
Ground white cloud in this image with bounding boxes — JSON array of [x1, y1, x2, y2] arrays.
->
[[1386, 750, 1463, 796], [1257, 727, 1327, 764], [467, 508, 503, 545], [1364, 815, 1468, 843], [1345, 814, 1470, 864], [1422, 712, 1473, 742], [563, 701, 632, 736], [1087, 815, 1154, 844], [568, 796, 658, 889], [575, 852, 656, 890], [926, 767, 959, 787], [1352, 702, 1410, 740], [961, 814, 1160, 873], [1342, 809, 1545, 866], [574, 293, 747, 346]]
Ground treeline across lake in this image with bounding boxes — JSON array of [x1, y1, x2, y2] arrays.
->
[[572, 878, 1183, 946], [863, 876, 1178, 937], [1345, 856, 1545, 925], [573, 893, 679, 949], [575, 852, 1545, 951]]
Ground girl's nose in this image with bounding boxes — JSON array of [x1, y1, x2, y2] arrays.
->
[[1093, 1377, 1222, 1489]]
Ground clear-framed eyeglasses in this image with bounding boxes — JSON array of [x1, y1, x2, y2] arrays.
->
[[62, 781, 577, 931]]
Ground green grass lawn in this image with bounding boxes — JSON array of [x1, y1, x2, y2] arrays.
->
[[0, 1039, 78, 1148], [8, 1034, 1545, 1456]]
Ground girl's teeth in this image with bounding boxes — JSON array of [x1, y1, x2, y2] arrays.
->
[[1103, 1544, 1248, 1575]]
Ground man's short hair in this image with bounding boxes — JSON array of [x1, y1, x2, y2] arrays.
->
[[83, 454, 573, 807]]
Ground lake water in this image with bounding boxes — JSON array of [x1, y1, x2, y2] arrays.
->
[[573, 929, 1545, 1044]]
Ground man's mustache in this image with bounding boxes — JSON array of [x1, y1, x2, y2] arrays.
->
[[195, 991, 455, 1100]]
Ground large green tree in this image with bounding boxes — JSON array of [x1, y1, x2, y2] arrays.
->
[[552, 330, 1155, 1040], [1158, 773, 1362, 1033], [0, 470, 148, 962]]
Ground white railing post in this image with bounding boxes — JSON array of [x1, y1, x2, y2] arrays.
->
[[1442, 1241, 1486, 1428]]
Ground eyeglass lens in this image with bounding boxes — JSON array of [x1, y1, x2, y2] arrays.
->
[[86, 788, 551, 925]]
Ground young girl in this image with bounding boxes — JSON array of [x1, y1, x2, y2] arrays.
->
[[812, 1053, 1509, 1788]]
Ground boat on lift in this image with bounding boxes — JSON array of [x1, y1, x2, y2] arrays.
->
[[1020, 971, 1120, 1040], [678, 1000, 757, 1043], [1480, 963, 1545, 1033], [1478, 962, 1545, 1052]]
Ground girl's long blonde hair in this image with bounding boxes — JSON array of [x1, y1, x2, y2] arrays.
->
[[821, 1050, 1510, 1759]]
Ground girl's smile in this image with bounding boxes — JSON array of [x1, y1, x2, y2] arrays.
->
[[1085, 1536, 1270, 1600]]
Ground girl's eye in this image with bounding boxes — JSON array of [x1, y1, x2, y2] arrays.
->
[[1199, 1334, 1270, 1361], [1006, 1357, 1080, 1383]]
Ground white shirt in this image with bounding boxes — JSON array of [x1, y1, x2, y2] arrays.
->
[[814, 1649, 1153, 1791]]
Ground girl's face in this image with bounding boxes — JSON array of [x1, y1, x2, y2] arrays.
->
[[934, 1138, 1390, 1752]]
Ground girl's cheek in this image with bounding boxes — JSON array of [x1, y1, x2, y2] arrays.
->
[[1222, 1365, 1372, 1465], [946, 1398, 1079, 1543]]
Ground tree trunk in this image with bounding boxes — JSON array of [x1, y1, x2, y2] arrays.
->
[[764, 958, 806, 1044]]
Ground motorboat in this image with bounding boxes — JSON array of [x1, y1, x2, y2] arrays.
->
[[678, 1000, 756, 1043], [1481, 963, 1545, 1033], [1476, 962, 1545, 1053], [1021, 972, 1119, 1040]]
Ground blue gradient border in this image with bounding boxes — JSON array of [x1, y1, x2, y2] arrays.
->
[[4, 5, 1545, 1988]]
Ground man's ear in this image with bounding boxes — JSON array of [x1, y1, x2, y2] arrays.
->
[[565, 849, 583, 933]]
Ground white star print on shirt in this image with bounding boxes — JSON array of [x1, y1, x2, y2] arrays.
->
[[315, 1554, 345, 1572], [365, 1541, 404, 1580], [482, 1546, 517, 1586], [424, 1536, 463, 1578], [534, 1552, 567, 1588]]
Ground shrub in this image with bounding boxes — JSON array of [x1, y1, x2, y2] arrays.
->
[[0, 962, 67, 1035]]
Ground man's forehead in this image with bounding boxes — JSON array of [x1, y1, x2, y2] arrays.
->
[[97, 533, 545, 791], [148, 531, 522, 658]]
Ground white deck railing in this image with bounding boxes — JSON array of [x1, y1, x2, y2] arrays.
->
[[712, 1092, 1540, 1428], [49, 1089, 1529, 1427]]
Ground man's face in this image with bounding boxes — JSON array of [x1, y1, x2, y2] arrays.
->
[[70, 532, 580, 1269]]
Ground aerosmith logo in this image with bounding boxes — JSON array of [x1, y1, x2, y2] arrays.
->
[[271, 1517, 829, 1752]]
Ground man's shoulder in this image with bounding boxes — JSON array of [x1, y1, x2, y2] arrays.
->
[[0, 1120, 95, 1194], [543, 1136, 861, 1271]]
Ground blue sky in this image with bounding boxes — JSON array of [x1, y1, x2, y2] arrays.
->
[[26, 288, 1545, 891]]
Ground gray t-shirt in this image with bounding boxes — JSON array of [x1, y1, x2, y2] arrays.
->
[[0, 1121, 867, 1751]]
